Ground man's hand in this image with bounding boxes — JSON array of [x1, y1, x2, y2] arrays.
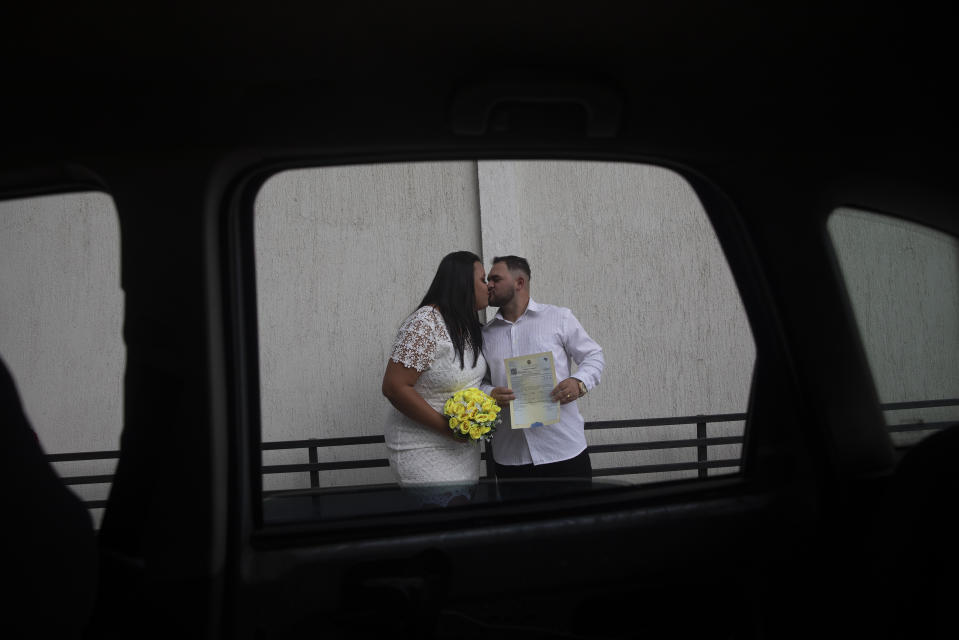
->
[[490, 386, 515, 406], [550, 377, 582, 405]]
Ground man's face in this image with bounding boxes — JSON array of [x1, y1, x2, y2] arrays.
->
[[487, 261, 515, 307]]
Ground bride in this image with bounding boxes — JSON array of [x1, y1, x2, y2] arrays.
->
[[381, 250, 490, 507]]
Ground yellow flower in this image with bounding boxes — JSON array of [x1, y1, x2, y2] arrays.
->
[[444, 388, 500, 441]]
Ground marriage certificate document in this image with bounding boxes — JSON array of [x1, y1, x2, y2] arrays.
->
[[504, 351, 560, 429]]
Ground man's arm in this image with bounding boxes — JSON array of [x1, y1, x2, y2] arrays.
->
[[564, 309, 605, 392]]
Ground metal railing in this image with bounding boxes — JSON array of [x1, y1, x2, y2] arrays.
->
[[46, 449, 120, 510], [48, 399, 959, 510], [259, 411, 749, 496]]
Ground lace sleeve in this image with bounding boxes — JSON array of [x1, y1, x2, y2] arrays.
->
[[390, 307, 443, 372]]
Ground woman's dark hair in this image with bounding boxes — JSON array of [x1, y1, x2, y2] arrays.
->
[[418, 250, 483, 369]]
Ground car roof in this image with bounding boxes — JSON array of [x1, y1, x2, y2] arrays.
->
[[3, 3, 956, 174]]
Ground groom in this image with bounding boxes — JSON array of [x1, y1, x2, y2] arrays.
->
[[480, 255, 604, 495]]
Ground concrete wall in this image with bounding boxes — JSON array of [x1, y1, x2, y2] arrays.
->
[[477, 161, 753, 482], [4, 163, 958, 511], [254, 160, 754, 490], [254, 162, 482, 489], [829, 208, 959, 446], [0, 192, 124, 525]]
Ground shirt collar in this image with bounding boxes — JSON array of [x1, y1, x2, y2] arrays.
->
[[489, 298, 540, 325], [526, 299, 543, 314]]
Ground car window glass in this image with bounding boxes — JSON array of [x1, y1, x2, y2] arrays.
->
[[828, 208, 959, 449], [253, 161, 756, 524], [0, 192, 124, 528]]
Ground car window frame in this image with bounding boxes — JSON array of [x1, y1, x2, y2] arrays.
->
[[221, 150, 818, 544]]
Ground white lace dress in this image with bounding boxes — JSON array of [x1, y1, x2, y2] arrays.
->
[[384, 306, 486, 504]]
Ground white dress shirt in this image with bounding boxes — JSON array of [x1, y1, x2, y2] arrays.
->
[[481, 299, 604, 465]]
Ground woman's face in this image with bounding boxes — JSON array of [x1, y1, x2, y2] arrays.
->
[[473, 261, 489, 311]]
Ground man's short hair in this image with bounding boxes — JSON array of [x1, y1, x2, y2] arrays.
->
[[492, 255, 531, 280]]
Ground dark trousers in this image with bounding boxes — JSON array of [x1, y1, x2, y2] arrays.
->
[[493, 448, 592, 501]]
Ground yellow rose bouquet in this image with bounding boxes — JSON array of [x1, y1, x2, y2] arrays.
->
[[443, 387, 501, 442]]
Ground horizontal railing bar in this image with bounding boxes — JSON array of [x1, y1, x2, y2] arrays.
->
[[61, 474, 115, 486], [81, 500, 109, 509], [266, 455, 746, 477], [881, 398, 959, 411], [263, 459, 390, 474], [593, 459, 741, 476], [585, 414, 747, 430], [262, 435, 384, 450], [589, 436, 743, 454], [259, 414, 752, 453], [47, 450, 121, 462], [887, 421, 958, 433], [262, 482, 400, 498]]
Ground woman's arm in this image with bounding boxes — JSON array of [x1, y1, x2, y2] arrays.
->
[[382, 360, 460, 441]]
